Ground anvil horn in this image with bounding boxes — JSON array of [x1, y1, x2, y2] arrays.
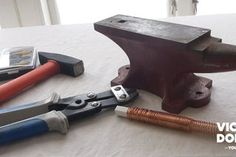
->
[[202, 42, 236, 72]]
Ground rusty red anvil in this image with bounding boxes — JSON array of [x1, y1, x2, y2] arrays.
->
[[94, 15, 236, 113]]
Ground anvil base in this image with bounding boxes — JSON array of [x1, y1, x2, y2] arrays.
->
[[111, 65, 212, 113]]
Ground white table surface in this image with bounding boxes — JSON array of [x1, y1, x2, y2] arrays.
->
[[1, 14, 236, 157]]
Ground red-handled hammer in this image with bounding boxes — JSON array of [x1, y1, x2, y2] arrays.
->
[[0, 52, 84, 103]]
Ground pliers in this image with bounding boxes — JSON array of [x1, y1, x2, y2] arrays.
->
[[0, 85, 138, 144]]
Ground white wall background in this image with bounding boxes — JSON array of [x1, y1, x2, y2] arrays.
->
[[56, 0, 169, 24], [56, 0, 236, 25], [0, 0, 59, 28], [0, 0, 236, 28], [0, 0, 21, 28], [197, 0, 236, 15]]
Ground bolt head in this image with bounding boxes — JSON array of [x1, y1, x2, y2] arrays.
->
[[114, 87, 121, 91], [91, 101, 100, 107], [119, 94, 127, 99], [87, 92, 96, 98]]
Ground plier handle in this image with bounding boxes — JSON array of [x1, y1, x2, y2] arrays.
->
[[0, 85, 138, 144]]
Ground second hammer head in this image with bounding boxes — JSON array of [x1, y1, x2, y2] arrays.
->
[[38, 52, 84, 77]]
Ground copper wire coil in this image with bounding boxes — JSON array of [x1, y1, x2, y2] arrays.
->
[[127, 107, 221, 135]]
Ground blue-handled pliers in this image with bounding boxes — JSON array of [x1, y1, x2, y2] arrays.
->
[[0, 85, 138, 145]]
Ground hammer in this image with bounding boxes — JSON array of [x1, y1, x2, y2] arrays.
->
[[0, 52, 84, 103]]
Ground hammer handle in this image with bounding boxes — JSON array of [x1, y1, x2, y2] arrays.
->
[[0, 61, 60, 103]]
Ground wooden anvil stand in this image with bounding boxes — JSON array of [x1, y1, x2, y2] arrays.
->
[[94, 15, 236, 113]]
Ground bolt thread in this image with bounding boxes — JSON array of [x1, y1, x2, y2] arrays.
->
[[127, 107, 221, 136]]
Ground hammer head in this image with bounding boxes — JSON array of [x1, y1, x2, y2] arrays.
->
[[38, 52, 84, 77]]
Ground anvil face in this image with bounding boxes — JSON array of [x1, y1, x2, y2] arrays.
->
[[94, 14, 210, 45], [94, 15, 236, 113]]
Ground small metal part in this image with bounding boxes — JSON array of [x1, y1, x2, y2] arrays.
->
[[111, 85, 130, 102], [115, 106, 128, 117], [91, 101, 100, 107], [87, 92, 96, 99]]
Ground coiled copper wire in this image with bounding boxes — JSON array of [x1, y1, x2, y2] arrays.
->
[[127, 107, 222, 136]]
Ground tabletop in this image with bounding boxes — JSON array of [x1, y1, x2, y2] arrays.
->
[[0, 14, 236, 157]]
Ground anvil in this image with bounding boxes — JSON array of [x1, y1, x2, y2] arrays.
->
[[94, 15, 236, 113]]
